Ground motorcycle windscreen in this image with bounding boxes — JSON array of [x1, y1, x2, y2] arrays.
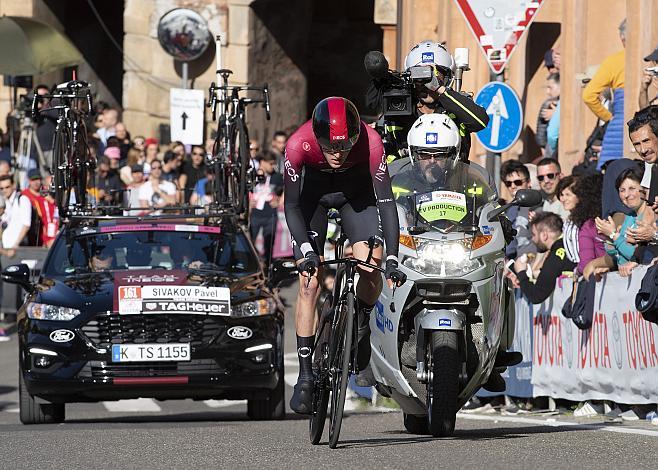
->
[[391, 160, 497, 232]]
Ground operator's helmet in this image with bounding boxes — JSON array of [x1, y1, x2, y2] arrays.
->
[[312, 97, 361, 152], [407, 113, 461, 163], [404, 40, 455, 91]]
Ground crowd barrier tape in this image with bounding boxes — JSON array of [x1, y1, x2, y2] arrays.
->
[[501, 265, 658, 403]]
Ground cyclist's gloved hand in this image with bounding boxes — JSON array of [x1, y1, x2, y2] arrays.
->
[[299, 252, 320, 277], [385, 258, 406, 286]]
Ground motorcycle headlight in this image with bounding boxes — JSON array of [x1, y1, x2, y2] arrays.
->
[[232, 298, 277, 317], [27, 303, 81, 321], [402, 239, 483, 277]]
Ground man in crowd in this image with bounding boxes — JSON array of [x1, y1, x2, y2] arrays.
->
[[501, 160, 537, 260], [96, 107, 119, 151], [96, 156, 123, 206], [270, 131, 287, 173], [161, 151, 181, 185], [250, 151, 284, 268], [32, 84, 57, 174], [583, 19, 626, 169], [511, 212, 576, 304], [124, 164, 145, 215], [536, 158, 569, 220], [0, 175, 31, 254], [139, 159, 176, 213], [179, 145, 206, 203], [21, 169, 57, 247]]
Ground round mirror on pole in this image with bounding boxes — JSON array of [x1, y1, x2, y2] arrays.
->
[[157, 8, 211, 88]]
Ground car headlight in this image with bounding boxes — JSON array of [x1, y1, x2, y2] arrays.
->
[[232, 298, 277, 317], [402, 239, 483, 277], [27, 302, 81, 321]]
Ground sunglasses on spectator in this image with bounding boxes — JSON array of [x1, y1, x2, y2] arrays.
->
[[537, 173, 557, 182], [503, 178, 526, 188]]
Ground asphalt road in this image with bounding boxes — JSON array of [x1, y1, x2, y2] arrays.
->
[[0, 285, 656, 469]]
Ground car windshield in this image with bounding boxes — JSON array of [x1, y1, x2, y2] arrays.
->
[[42, 228, 260, 277], [391, 160, 497, 232]]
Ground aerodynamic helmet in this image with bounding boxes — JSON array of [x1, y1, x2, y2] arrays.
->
[[312, 97, 361, 152]]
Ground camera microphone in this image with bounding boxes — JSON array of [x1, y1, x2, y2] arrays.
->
[[364, 51, 391, 80]]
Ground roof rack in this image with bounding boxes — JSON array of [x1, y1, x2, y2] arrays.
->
[[63, 203, 242, 224]]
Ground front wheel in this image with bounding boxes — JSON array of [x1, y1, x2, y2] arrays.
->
[[426, 330, 459, 437], [403, 412, 430, 435], [19, 373, 65, 425]]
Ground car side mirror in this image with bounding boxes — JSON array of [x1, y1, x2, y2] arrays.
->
[[2, 263, 35, 293], [514, 189, 543, 208], [268, 258, 298, 288]]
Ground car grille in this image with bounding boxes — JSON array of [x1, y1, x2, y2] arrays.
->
[[80, 314, 223, 348], [77, 359, 223, 378]]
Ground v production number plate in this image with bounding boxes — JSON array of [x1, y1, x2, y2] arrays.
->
[[111, 343, 191, 362]]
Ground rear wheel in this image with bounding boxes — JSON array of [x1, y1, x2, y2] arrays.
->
[[52, 126, 72, 218], [328, 291, 355, 448], [19, 373, 65, 425], [403, 413, 430, 435], [426, 331, 459, 437]]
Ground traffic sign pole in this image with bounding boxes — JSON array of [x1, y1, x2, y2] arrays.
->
[[485, 71, 504, 192]]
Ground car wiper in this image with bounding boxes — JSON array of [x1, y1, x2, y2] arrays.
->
[[185, 263, 233, 282]]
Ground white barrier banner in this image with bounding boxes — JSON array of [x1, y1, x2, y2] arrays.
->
[[530, 266, 658, 403]]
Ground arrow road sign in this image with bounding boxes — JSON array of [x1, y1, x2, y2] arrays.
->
[[474, 81, 522, 153], [453, 0, 546, 74], [170, 88, 204, 145]]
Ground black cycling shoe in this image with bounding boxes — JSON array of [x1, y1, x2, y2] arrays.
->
[[356, 309, 372, 371], [289, 379, 314, 415]]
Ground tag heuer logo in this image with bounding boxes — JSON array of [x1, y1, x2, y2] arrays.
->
[[145, 302, 157, 310]]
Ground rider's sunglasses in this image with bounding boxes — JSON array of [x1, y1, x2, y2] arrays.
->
[[537, 172, 557, 182], [415, 148, 455, 160], [504, 178, 526, 188]]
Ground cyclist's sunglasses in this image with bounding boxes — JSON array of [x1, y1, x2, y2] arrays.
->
[[537, 172, 557, 182], [504, 178, 526, 188], [320, 142, 353, 153]]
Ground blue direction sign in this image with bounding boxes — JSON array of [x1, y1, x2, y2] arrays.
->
[[474, 81, 523, 153]]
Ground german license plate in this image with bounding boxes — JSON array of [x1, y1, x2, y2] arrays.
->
[[111, 343, 191, 362]]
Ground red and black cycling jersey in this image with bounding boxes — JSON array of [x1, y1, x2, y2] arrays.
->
[[283, 120, 399, 258]]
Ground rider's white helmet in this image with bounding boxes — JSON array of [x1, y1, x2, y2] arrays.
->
[[404, 40, 455, 91], [407, 113, 461, 163]]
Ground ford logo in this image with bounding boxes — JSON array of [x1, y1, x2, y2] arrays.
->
[[49, 329, 75, 343], [227, 326, 253, 340]]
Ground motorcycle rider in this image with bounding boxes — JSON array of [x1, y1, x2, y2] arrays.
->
[[367, 41, 489, 162], [284, 97, 406, 414], [393, 113, 520, 392]]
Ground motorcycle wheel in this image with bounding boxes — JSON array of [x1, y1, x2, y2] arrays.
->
[[426, 330, 459, 437], [403, 413, 429, 435]]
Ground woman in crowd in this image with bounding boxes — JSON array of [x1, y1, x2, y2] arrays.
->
[[557, 176, 578, 263], [119, 147, 145, 186], [569, 173, 606, 274], [586, 168, 655, 278], [143, 138, 159, 177]]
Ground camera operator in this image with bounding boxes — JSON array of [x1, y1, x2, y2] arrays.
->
[[366, 41, 489, 163]]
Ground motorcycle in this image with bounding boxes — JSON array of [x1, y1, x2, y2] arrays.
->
[[370, 158, 541, 436]]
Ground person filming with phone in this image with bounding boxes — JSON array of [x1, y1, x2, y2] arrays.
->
[[640, 46, 658, 110]]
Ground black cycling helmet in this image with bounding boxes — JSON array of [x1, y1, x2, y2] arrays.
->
[[312, 97, 361, 152]]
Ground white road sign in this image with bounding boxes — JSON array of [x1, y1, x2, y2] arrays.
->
[[170, 88, 205, 145]]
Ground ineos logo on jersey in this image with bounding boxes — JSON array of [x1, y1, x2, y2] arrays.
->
[[375, 151, 388, 182], [332, 135, 346, 141], [284, 160, 299, 182]]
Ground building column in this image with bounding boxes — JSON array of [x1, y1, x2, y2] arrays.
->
[[558, 0, 587, 174]]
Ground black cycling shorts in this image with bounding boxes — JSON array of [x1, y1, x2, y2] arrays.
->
[[292, 167, 383, 260]]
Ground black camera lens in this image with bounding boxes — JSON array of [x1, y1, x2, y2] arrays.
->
[[388, 97, 407, 112]]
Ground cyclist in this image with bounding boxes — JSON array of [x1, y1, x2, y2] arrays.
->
[[284, 97, 406, 414]]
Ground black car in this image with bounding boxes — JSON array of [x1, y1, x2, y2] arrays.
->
[[3, 216, 296, 424]]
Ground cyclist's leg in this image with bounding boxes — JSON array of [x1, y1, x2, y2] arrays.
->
[[290, 200, 328, 414], [339, 194, 384, 373]]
